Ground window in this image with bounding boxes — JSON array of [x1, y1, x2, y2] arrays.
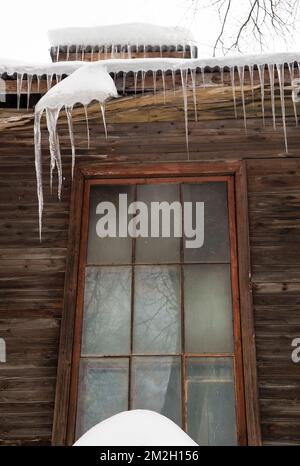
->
[[53, 163, 261, 446]]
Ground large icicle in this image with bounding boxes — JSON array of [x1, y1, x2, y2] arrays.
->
[[276, 63, 288, 153], [237, 65, 247, 132], [65, 106, 76, 178], [180, 69, 189, 157], [288, 63, 298, 126], [258, 64, 265, 125], [34, 62, 118, 238], [268, 64, 276, 129], [34, 110, 43, 240], [230, 67, 237, 119], [16, 73, 23, 110]]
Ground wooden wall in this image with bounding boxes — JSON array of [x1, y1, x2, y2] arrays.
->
[[0, 80, 299, 445]]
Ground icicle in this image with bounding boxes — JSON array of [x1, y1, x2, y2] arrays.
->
[[268, 64, 276, 129], [34, 110, 43, 240], [238, 65, 247, 132], [258, 64, 265, 125], [143, 44, 146, 58], [180, 69, 189, 157], [100, 103, 108, 139], [56, 74, 62, 84], [66, 45, 70, 61], [91, 46, 95, 61], [16, 72, 23, 110], [229, 67, 237, 119], [65, 107, 76, 178], [171, 69, 176, 95], [128, 44, 132, 59], [134, 71, 138, 95], [37, 75, 41, 93], [46, 107, 63, 199], [276, 63, 288, 153], [153, 71, 157, 96], [141, 71, 146, 95], [159, 44, 163, 58], [190, 69, 198, 121], [288, 63, 298, 126], [47, 74, 53, 91], [26, 74, 32, 111], [248, 65, 255, 104], [75, 45, 78, 61], [84, 105, 90, 149], [162, 70, 166, 104], [56, 45, 60, 62], [122, 72, 127, 95], [97, 47, 101, 60]]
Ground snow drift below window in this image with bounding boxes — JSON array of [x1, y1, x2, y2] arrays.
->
[[73, 410, 198, 446], [48, 23, 195, 48]]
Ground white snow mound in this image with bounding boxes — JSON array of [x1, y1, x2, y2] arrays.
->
[[48, 23, 195, 47], [36, 62, 118, 111], [74, 410, 198, 446]]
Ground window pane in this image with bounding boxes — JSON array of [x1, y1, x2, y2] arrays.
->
[[182, 182, 230, 262], [186, 358, 237, 446], [87, 185, 134, 265], [135, 184, 181, 263], [76, 358, 129, 439], [131, 356, 181, 427], [133, 266, 181, 354], [81, 267, 131, 356], [184, 264, 233, 353]]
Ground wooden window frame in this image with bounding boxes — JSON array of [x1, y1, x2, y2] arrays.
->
[[52, 161, 261, 446]]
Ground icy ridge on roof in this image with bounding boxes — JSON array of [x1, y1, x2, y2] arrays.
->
[[2, 52, 300, 78], [74, 410, 198, 446], [48, 23, 195, 47]]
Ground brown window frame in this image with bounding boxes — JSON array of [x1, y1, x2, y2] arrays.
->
[[52, 161, 261, 446]]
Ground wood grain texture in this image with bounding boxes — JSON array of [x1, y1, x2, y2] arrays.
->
[[0, 78, 299, 445]]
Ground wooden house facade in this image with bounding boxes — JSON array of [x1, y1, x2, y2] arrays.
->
[[0, 36, 300, 446]]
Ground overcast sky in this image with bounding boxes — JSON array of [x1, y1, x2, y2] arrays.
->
[[0, 0, 300, 62]]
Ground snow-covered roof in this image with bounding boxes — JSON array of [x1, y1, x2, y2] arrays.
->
[[2, 52, 300, 79], [48, 23, 195, 48], [74, 410, 197, 446]]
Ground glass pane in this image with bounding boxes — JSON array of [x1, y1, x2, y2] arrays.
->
[[87, 185, 134, 265], [182, 182, 230, 262], [76, 358, 129, 439], [133, 266, 181, 354], [81, 267, 131, 355], [186, 358, 237, 446], [184, 264, 233, 353], [135, 184, 181, 263], [131, 356, 181, 427]]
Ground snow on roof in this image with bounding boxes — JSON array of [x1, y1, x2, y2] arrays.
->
[[0, 59, 84, 77], [35, 62, 118, 111], [2, 52, 300, 79], [73, 410, 198, 446], [48, 23, 195, 48]]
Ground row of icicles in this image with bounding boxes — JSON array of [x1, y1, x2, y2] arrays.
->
[[51, 43, 197, 62], [32, 62, 300, 239]]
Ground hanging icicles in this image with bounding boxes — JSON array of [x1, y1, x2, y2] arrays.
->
[[180, 69, 190, 157], [288, 63, 298, 126], [258, 64, 265, 125], [237, 65, 247, 132], [268, 64, 276, 130], [229, 67, 237, 119], [276, 63, 288, 153]]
